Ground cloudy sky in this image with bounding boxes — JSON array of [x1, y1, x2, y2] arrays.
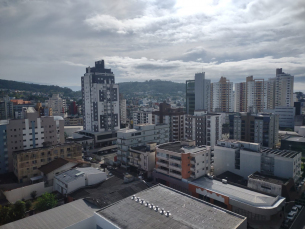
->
[[1, 0, 304, 91]]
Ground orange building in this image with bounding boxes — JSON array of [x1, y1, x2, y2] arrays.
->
[[10, 99, 32, 105]]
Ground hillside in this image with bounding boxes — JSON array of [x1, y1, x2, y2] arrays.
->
[[0, 79, 81, 98], [119, 80, 185, 97]]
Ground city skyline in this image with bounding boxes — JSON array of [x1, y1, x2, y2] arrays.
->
[[0, 0, 304, 91]]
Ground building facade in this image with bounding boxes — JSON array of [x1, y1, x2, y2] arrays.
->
[[211, 77, 234, 112], [152, 102, 185, 142], [0, 96, 14, 120], [228, 112, 279, 148], [81, 60, 120, 132], [194, 72, 211, 112], [45, 94, 66, 117], [132, 111, 152, 125], [13, 142, 82, 183], [116, 123, 169, 167], [119, 94, 127, 126], [155, 140, 211, 180], [275, 68, 294, 107], [264, 106, 295, 129], [234, 82, 246, 112], [186, 80, 195, 115], [214, 139, 302, 181]]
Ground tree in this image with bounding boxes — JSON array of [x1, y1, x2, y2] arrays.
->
[[12, 201, 26, 220], [35, 193, 57, 212], [30, 191, 37, 199], [0, 205, 12, 225], [25, 200, 32, 211]]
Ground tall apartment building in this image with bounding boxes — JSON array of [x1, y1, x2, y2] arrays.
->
[[211, 77, 234, 112], [132, 111, 152, 125], [194, 72, 211, 112], [45, 94, 66, 117], [119, 94, 127, 127], [245, 76, 266, 112], [185, 110, 222, 149], [0, 109, 64, 174], [155, 140, 211, 180], [81, 60, 120, 132], [228, 112, 279, 148], [266, 78, 276, 109], [275, 68, 294, 107], [186, 80, 195, 115], [264, 106, 296, 129], [0, 96, 14, 120], [152, 102, 185, 142], [214, 139, 302, 181], [234, 82, 247, 112], [13, 142, 82, 183], [116, 123, 169, 167]]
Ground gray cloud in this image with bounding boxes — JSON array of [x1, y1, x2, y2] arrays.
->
[[0, 0, 304, 91]]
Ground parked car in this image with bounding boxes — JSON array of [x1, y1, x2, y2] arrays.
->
[[291, 206, 299, 213], [287, 211, 296, 221], [84, 157, 92, 161], [295, 205, 302, 210]]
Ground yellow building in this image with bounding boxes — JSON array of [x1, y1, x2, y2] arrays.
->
[[13, 142, 82, 183]]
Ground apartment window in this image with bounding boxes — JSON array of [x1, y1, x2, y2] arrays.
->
[[33, 167, 37, 170]]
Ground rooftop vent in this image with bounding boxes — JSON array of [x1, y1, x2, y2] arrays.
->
[[149, 204, 154, 209], [140, 199, 144, 204], [165, 211, 171, 217], [222, 179, 227, 184], [136, 197, 140, 202], [145, 201, 149, 207], [154, 206, 159, 212], [160, 208, 165, 215], [131, 195, 135, 200]]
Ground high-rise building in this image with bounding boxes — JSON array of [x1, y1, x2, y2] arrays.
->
[[119, 94, 127, 127], [45, 94, 66, 117], [234, 82, 246, 112], [275, 68, 294, 107], [266, 78, 276, 109], [0, 96, 14, 120], [211, 77, 234, 112], [81, 60, 120, 132], [132, 111, 152, 125], [228, 112, 279, 148], [185, 110, 222, 149], [152, 102, 185, 142], [245, 76, 265, 112], [186, 80, 195, 115], [194, 73, 211, 112], [0, 108, 65, 174]]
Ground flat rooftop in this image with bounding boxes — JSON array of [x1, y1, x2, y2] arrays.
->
[[249, 172, 288, 185], [0, 199, 99, 229], [158, 142, 209, 154], [97, 185, 246, 229], [262, 147, 301, 158], [282, 136, 305, 143], [190, 177, 285, 207], [13, 142, 80, 154]]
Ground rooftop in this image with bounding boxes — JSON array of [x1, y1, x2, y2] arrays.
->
[[281, 136, 305, 143], [262, 147, 301, 158], [13, 142, 80, 154], [69, 175, 149, 208], [158, 142, 209, 154], [38, 158, 71, 174], [97, 184, 246, 229], [0, 199, 99, 229], [248, 172, 288, 186], [190, 177, 285, 207], [55, 167, 104, 184]]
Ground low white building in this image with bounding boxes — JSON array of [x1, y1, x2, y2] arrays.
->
[[54, 167, 106, 194], [117, 123, 169, 167], [214, 139, 302, 182]]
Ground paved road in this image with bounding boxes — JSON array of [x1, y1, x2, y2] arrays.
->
[[291, 207, 305, 229]]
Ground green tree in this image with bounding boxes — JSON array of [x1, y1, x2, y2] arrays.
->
[[30, 191, 37, 199], [25, 200, 32, 211], [35, 193, 57, 212], [0, 205, 12, 225], [12, 201, 26, 220]]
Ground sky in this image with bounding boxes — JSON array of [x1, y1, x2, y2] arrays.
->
[[0, 0, 305, 91]]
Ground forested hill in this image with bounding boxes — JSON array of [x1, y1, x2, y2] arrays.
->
[[118, 80, 185, 96], [0, 79, 81, 98]]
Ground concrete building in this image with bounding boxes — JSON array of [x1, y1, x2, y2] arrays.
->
[[117, 123, 169, 167], [266, 78, 276, 109], [64, 116, 83, 126], [81, 60, 120, 132], [0, 109, 65, 174], [186, 79, 195, 114], [1, 185, 247, 229], [264, 106, 295, 129], [155, 140, 211, 180], [184, 110, 222, 149], [119, 95, 127, 127], [194, 72, 211, 112], [45, 94, 66, 117], [214, 139, 302, 181], [245, 76, 266, 112], [13, 142, 82, 183], [128, 143, 157, 177], [275, 68, 294, 107], [280, 135, 305, 156], [228, 112, 279, 148], [54, 167, 106, 195], [0, 96, 14, 120], [211, 77, 234, 112], [152, 102, 185, 142], [234, 82, 246, 112], [132, 111, 152, 125]]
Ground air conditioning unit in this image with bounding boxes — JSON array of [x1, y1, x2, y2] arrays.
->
[[222, 179, 227, 184]]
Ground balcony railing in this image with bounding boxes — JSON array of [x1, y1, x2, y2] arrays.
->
[[169, 172, 182, 179], [169, 165, 182, 171], [156, 168, 169, 175], [157, 161, 169, 167]]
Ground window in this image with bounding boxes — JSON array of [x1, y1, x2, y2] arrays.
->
[[33, 167, 37, 170]]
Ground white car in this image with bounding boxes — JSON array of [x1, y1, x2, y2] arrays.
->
[[291, 206, 299, 213], [295, 205, 302, 210]]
